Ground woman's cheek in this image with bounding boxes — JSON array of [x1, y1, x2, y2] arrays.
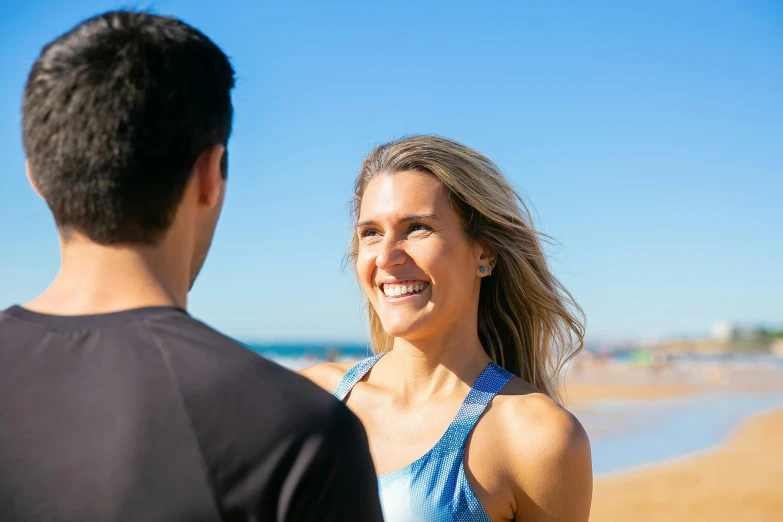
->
[[357, 252, 376, 294]]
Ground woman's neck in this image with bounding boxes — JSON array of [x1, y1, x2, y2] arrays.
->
[[383, 330, 492, 403]]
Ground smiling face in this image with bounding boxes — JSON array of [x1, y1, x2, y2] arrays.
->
[[356, 171, 488, 341]]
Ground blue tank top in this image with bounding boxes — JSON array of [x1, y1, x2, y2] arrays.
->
[[333, 354, 514, 522]]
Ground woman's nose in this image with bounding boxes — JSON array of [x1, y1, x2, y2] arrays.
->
[[375, 236, 406, 269]]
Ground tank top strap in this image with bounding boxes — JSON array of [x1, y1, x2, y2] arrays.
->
[[332, 353, 385, 401], [435, 362, 514, 453]]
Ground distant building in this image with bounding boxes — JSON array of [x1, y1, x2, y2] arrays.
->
[[711, 321, 765, 343], [711, 321, 736, 342], [736, 326, 766, 342]]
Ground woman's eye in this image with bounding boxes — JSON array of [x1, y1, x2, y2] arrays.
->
[[359, 229, 380, 239], [409, 223, 431, 234]]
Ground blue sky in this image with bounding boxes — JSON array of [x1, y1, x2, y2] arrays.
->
[[1, 1, 781, 342]]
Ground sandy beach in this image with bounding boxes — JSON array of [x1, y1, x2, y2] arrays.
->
[[562, 358, 783, 406], [589, 407, 783, 522], [564, 379, 697, 405], [560, 361, 783, 522]]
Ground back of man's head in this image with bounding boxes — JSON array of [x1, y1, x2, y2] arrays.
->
[[22, 10, 235, 245]]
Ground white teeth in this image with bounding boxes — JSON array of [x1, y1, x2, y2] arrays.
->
[[381, 282, 427, 298]]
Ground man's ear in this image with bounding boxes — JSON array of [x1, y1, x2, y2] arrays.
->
[[195, 144, 226, 208], [26, 160, 44, 200]]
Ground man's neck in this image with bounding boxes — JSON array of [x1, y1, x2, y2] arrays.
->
[[25, 238, 189, 316]]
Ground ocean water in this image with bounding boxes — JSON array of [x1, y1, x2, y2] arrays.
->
[[250, 345, 783, 476], [247, 343, 373, 370], [573, 391, 783, 476]]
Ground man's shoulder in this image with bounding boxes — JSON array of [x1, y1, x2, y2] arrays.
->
[[144, 310, 348, 432], [146, 313, 369, 501], [142, 309, 255, 360], [142, 309, 278, 379]]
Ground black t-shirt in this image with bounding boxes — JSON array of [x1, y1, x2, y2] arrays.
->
[[0, 306, 383, 522]]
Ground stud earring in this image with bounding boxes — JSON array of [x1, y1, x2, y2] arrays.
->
[[479, 265, 486, 273]]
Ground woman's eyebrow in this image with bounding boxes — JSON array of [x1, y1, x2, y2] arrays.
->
[[356, 214, 439, 228], [399, 214, 439, 223]]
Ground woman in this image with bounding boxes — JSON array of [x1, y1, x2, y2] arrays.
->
[[302, 135, 592, 521]]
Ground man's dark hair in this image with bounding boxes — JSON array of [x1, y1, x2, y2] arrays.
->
[[22, 10, 235, 245]]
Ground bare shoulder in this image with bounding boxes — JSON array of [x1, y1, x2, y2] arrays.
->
[[496, 377, 589, 455], [478, 377, 592, 521], [490, 377, 590, 474], [298, 361, 357, 393]]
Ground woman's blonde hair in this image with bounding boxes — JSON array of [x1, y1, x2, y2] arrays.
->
[[350, 135, 584, 402]]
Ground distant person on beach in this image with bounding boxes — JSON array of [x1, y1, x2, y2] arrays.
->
[[303, 135, 593, 521], [0, 11, 382, 522]]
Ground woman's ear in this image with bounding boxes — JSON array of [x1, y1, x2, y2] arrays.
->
[[474, 239, 498, 272]]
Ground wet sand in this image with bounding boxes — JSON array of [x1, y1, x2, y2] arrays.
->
[[564, 379, 697, 405], [589, 407, 783, 522]]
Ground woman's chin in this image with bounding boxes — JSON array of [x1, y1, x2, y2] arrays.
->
[[381, 318, 431, 341]]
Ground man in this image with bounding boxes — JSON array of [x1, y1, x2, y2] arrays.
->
[[0, 10, 383, 521]]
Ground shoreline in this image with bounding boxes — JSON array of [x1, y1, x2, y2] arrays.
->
[[589, 406, 783, 521], [590, 403, 783, 480]]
